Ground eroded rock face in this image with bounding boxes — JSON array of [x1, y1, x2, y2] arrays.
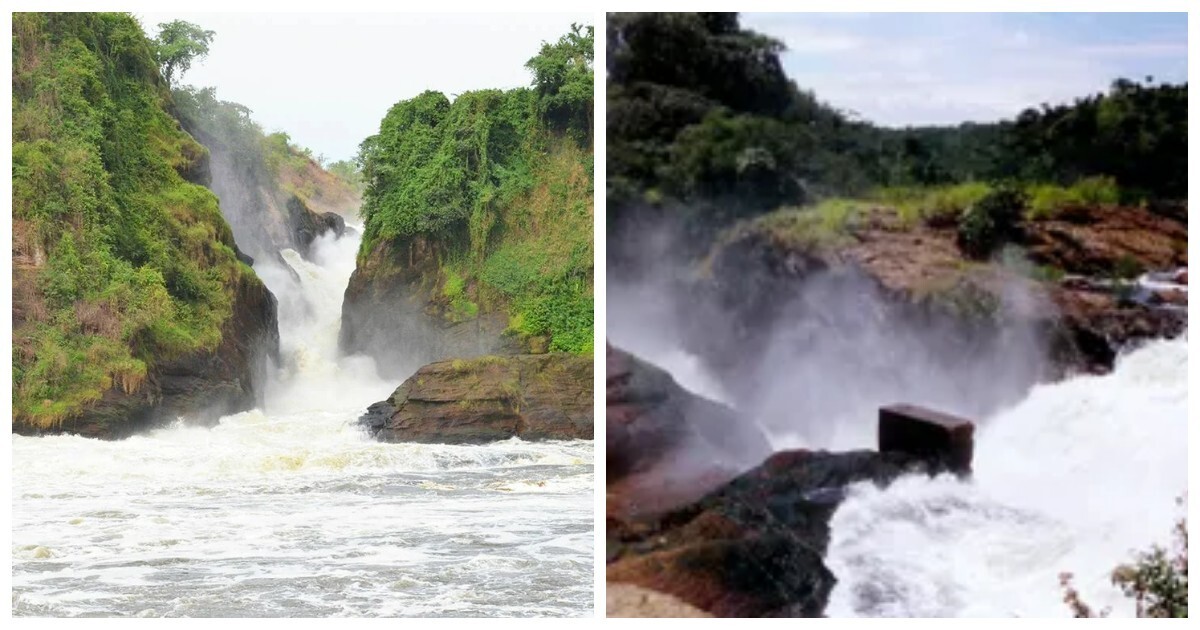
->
[[24, 273, 280, 439], [340, 236, 519, 381], [607, 448, 947, 617], [606, 344, 771, 520], [607, 583, 712, 618], [685, 205, 1186, 388], [362, 353, 592, 444]]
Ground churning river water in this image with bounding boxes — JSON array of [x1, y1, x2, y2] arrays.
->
[[622, 322, 1185, 618], [11, 230, 594, 617]]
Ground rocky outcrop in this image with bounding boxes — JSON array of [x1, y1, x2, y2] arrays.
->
[[607, 584, 712, 618], [22, 274, 280, 439], [677, 204, 1186, 395], [288, 196, 346, 253], [361, 353, 592, 444], [607, 344, 770, 519], [340, 236, 520, 380], [607, 447, 956, 617], [607, 360, 976, 616], [606, 343, 980, 617]]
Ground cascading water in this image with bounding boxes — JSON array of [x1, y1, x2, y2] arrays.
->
[[613, 273, 1185, 618], [11, 229, 594, 617], [825, 336, 1187, 618]]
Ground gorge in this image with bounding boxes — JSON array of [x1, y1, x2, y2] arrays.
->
[[12, 12, 594, 617]]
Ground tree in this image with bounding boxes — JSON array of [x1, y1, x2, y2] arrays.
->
[[525, 23, 594, 140], [152, 20, 214, 86]]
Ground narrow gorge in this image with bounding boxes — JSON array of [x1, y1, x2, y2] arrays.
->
[[12, 13, 595, 617]]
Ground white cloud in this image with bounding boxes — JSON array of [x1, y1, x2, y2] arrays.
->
[[742, 13, 1186, 127]]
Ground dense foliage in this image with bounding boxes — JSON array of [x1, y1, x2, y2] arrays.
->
[[956, 186, 1028, 260], [526, 23, 594, 143], [11, 13, 256, 428], [607, 12, 1188, 243], [357, 25, 594, 354]]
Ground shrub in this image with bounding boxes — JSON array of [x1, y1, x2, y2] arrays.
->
[[1061, 498, 1187, 618], [957, 185, 1027, 259]]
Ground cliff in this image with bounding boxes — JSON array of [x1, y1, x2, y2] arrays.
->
[[11, 12, 279, 437]]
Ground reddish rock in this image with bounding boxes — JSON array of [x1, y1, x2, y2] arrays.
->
[[606, 344, 770, 520], [364, 353, 592, 444], [606, 447, 951, 617], [878, 404, 974, 475]]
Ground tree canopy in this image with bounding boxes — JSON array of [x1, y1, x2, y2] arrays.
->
[[526, 22, 594, 142], [152, 20, 215, 86], [606, 12, 1188, 240]]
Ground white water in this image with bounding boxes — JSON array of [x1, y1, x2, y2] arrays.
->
[[826, 337, 1187, 617], [11, 230, 594, 617], [628, 329, 1186, 618]]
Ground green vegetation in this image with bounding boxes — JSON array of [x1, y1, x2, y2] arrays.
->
[[358, 24, 594, 355], [1027, 176, 1120, 220], [12, 13, 255, 428], [956, 186, 1028, 260], [151, 19, 214, 87], [607, 13, 1186, 245], [1062, 499, 1187, 618], [172, 86, 360, 216]]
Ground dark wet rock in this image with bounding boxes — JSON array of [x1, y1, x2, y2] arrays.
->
[[234, 244, 255, 267], [359, 400, 395, 433], [319, 211, 346, 238], [362, 353, 592, 444], [20, 274, 281, 439], [607, 447, 949, 617], [340, 236, 521, 380]]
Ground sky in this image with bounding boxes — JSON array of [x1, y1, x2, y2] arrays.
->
[[139, 13, 592, 162], [741, 12, 1188, 127]]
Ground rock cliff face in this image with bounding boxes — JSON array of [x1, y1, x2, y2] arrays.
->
[[360, 353, 592, 444], [656, 204, 1186, 411], [14, 268, 280, 440], [10, 13, 283, 438], [179, 116, 350, 263], [606, 345, 976, 617], [340, 236, 519, 381]]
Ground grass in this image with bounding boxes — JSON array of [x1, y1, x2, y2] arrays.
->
[[1027, 176, 1120, 220]]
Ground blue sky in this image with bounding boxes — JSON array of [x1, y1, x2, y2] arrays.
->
[[741, 12, 1188, 127]]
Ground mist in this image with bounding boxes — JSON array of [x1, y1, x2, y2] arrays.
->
[[609, 224, 1051, 460]]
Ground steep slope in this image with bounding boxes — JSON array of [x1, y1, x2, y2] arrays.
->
[[11, 12, 278, 437], [172, 86, 359, 263], [341, 26, 594, 379]]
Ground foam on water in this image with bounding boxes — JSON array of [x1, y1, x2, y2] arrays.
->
[[825, 336, 1187, 617], [12, 229, 594, 618]]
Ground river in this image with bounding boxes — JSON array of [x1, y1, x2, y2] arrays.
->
[[614, 297, 1185, 618], [11, 230, 594, 617]]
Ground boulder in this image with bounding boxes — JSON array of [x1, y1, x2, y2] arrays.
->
[[362, 353, 592, 444], [606, 344, 771, 520], [607, 448, 947, 617]]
